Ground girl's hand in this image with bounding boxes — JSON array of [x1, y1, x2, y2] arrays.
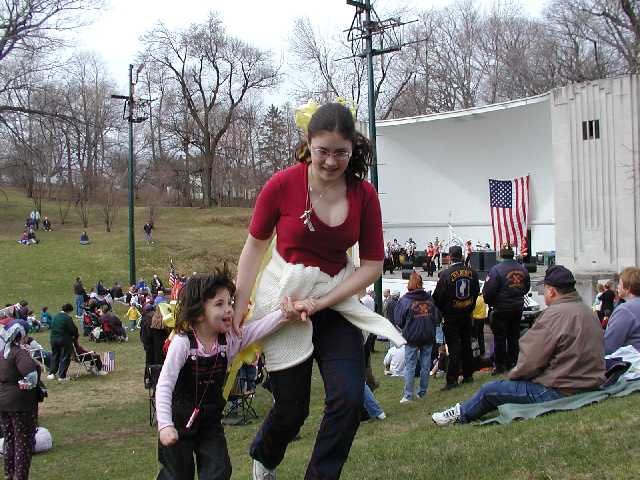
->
[[293, 297, 320, 322], [159, 426, 179, 446], [280, 297, 303, 323]]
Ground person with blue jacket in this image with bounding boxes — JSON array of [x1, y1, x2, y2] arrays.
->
[[395, 271, 441, 403], [482, 246, 530, 373]]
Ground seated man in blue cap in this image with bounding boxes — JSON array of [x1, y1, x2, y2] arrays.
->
[[432, 265, 606, 425]]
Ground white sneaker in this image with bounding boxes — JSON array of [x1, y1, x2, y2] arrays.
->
[[252, 459, 276, 480], [46, 373, 55, 380], [376, 412, 386, 420], [97, 370, 108, 376], [58, 377, 70, 383], [432, 403, 461, 426], [399, 396, 411, 404]]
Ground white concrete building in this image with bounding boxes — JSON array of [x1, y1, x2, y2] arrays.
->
[[375, 75, 640, 301]]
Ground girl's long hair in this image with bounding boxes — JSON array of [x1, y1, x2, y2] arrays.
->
[[295, 102, 372, 183]]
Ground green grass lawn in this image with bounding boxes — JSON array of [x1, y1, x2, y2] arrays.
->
[[1, 188, 640, 480]]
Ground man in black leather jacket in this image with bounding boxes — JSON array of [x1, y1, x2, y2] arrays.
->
[[433, 246, 480, 389], [482, 246, 530, 373]]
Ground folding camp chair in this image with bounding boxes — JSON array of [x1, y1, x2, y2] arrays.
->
[[146, 364, 163, 427], [223, 372, 258, 426], [28, 347, 48, 375], [71, 344, 99, 379]]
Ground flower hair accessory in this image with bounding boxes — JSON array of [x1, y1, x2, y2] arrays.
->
[[294, 98, 357, 134], [294, 100, 320, 134]]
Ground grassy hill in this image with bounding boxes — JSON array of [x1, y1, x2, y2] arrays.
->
[[1, 188, 639, 480]]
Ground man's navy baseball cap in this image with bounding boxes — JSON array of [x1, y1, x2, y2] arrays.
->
[[537, 265, 576, 288]]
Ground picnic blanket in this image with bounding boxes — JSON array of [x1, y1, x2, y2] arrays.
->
[[481, 345, 640, 425]]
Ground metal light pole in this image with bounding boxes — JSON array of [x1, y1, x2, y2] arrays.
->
[[363, 0, 382, 313], [345, 0, 415, 314], [127, 64, 136, 286], [112, 63, 148, 286]]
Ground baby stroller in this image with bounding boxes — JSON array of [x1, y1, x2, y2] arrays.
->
[[82, 310, 101, 337]]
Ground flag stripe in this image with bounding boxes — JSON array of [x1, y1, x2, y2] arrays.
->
[[490, 208, 498, 250]]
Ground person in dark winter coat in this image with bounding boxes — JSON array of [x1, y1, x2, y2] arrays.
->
[[140, 305, 169, 388], [433, 246, 480, 390], [0, 322, 41, 480], [482, 246, 530, 373], [395, 272, 441, 403]]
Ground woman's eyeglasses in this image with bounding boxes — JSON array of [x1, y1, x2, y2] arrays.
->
[[310, 147, 351, 161]]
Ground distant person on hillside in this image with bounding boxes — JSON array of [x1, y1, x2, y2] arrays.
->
[[40, 307, 52, 329], [110, 282, 124, 302], [15, 301, 32, 321], [151, 274, 164, 295], [42, 216, 52, 231], [126, 304, 141, 331], [30, 210, 40, 230], [79, 231, 90, 245], [143, 221, 154, 245], [73, 277, 87, 319]]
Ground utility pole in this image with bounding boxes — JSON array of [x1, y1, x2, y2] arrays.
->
[[111, 63, 149, 286], [345, 0, 416, 315]]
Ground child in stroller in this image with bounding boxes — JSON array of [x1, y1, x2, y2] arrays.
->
[[82, 305, 101, 337]]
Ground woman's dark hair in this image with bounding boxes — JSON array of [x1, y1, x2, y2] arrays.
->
[[175, 267, 236, 334], [61, 303, 74, 313], [296, 102, 372, 183]]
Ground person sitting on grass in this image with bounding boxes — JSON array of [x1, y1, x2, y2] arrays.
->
[[100, 305, 127, 342], [79, 231, 90, 245], [155, 269, 304, 479], [604, 267, 640, 355], [39, 307, 52, 330], [432, 265, 606, 426], [383, 343, 405, 377]]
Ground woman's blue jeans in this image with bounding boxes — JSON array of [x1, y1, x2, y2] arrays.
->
[[459, 380, 564, 423], [363, 384, 384, 418], [75, 294, 84, 318], [403, 344, 433, 399]]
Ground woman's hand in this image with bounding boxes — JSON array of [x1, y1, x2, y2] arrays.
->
[[232, 300, 251, 336], [159, 426, 179, 446], [280, 297, 304, 323], [293, 298, 320, 321]]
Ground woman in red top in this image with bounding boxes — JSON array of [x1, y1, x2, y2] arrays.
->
[[235, 103, 385, 479]]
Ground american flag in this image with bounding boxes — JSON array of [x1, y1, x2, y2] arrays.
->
[[489, 176, 529, 253], [169, 259, 177, 287], [102, 351, 115, 373]]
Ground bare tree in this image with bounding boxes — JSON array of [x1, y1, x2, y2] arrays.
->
[[142, 13, 279, 207], [290, 15, 412, 120]]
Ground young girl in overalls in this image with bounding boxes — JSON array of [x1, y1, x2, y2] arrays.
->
[[155, 269, 301, 479]]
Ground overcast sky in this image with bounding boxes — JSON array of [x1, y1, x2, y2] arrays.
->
[[74, 0, 546, 101]]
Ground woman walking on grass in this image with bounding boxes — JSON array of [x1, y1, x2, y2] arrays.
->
[[233, 102, 405, 480]]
